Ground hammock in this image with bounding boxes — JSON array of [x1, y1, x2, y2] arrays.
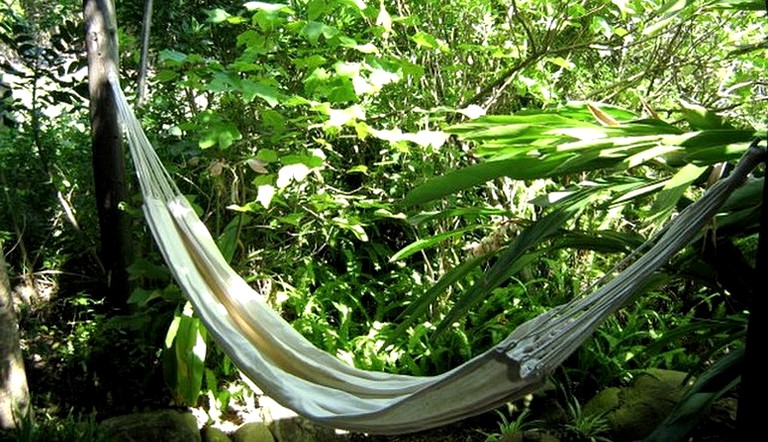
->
[[108, 73, 763, 434]]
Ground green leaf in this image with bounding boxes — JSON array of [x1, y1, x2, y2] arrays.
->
[[303, 21, 338, 45], [643, 0, 690, 36], [435, 193, 592, 334], [241, 79, 282, 107], [390, 227, 475, 262], [706, 0, 765, 10], [306, 0, 328, 20], [159, 49, 188, 66], [256, 149, 279, 163], [387, 255, 488, 345], [173, 312, 207, 406], [199, 123, 242, 149], [410, 31, 447, 52], [126, 258, 170, 280], [207, 8, 231, 23], [402, 154, 578, 206], [648, 163, 707, 219], [127, 288, 164, 307], [678, 99, 727, 130], [261, 109, 286, 133], [155, 69, 178, 82], [333, 216, 369, 241], [337, 0, 368, 12], [208, 72, 238, 92], [217, 215, 247, 263], [645, 348, 743, 441], [243, 2, 292, 13]]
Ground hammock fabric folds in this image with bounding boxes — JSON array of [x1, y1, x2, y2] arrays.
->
[[108, 73, 763, 434]]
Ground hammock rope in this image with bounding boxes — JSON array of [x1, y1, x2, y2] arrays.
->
[[107, 72, 763, 434]]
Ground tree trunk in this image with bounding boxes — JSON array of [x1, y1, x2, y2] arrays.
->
[[84, 0, 132, 307], [0, 239, 30, 429], [136, 0, 154, 107]]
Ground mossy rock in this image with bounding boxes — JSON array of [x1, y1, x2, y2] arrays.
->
[[203, 425, 232, 442], [583, 369, 691, 441], [232, 422, 274, 442], [100, 409, 201, 442]]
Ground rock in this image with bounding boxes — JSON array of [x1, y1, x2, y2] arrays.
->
[[268, 417, 339, 442], [584, 369, 691, 441], [101, 409, 201, 442], [203, 425, 232, 442], [497, 430, 561, 442], [232, 422, 275, 442], [582, 387, 620, 416], [254, 394, 338, 441]]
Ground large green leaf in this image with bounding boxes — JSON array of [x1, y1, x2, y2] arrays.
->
[[435, 191, 594, 334], [241, 79, 283, 107], [706, 0, 765, 10], [386, 254, 489, 345], [402, 154, 576, 206], [643, 0, 692, 36], [647, 163, 708, 220], [679, 99, 728, 130], [404, 101, 755, 206], [390, 227, 476, 262], [167, 305, 207, 406]]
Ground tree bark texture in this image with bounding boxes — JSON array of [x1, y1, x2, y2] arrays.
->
[[136, 0, 154, 107], [0, 240, 30, 429], [84, 0, 133, 306]]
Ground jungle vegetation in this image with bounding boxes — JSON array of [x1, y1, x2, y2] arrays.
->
[[0, 0, 765, 440]]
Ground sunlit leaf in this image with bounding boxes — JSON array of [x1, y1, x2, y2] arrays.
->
[[679, 99, 727, 130], [643, 0, 690, 36], [411, 31, 448, 52], [376, 2, 392, 36], [277, 163, 311, 188], [457, 105, 486, 119], [241, 79, 282, 107], [244, 2, 292, 13], [648, 163, 707, 219], [257, 184, 275, 208], [207, 8, 230, 23], [546, 56, 575, 70], [587, 102, 620, 126]]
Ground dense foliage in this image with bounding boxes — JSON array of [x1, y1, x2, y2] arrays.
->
[[0, 0, 765, 439]]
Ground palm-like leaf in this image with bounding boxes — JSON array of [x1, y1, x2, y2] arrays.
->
[[394, 102, 757, 340]]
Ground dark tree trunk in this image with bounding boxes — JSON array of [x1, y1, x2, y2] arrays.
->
[[84, 0, 132, 307], [0, 239, 30, 429], [736, 146, 766, 438]]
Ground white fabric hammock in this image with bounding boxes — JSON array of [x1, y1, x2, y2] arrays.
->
[[108, 74, 762, 434]]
